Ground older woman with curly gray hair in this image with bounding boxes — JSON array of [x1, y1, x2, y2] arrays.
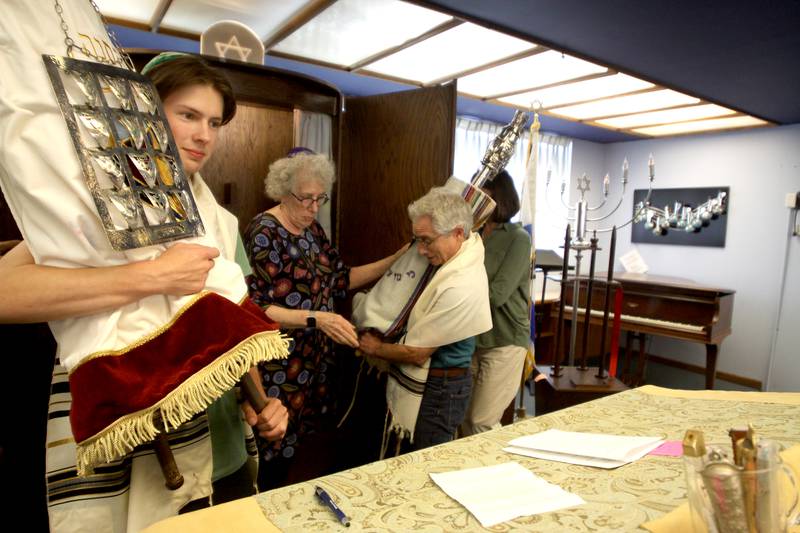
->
[[243, 148, 406, 489]]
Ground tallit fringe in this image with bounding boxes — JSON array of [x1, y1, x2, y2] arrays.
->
[[337, 358, 366, 429], [75, 330, 290, 476], [378, 407, 415, 460]]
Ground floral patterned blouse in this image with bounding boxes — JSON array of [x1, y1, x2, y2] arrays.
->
[[244, 211, 350, 461]]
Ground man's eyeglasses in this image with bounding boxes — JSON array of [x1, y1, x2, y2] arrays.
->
[[413, 233, 445, 247], [291, 192, 330, 208]]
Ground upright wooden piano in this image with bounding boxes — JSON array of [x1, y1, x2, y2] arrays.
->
[[561, 272, 735, 389]]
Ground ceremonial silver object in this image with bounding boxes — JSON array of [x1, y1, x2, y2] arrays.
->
[[471, 110, 530, 189], [545, 156, 655, 364], [451, 110, 530, 230], [44, 55, 205, 250]]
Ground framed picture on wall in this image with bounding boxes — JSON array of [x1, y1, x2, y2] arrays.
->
[[631, 186, 729, 247]]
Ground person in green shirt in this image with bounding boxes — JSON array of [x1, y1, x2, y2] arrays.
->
[[461, 170, 532, 435]]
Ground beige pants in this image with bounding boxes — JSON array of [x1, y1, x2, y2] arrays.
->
[[461, 345, 528, 436]]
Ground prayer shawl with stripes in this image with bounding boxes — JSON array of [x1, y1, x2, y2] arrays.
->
[[0, 0, 289, 490], [352, 232, 492, 442], [44, 174, 273, 533]]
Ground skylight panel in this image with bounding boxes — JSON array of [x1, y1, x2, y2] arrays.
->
[[271, 0, 453, 67], [633, 115, 768, 136], [457, 50, 607, 98], [595, 104, 736, 129], [363, 22, 536, 84], [498, 73, 653, 109], [95, 0, 161, 25], [551, 89, 700, 120], [159, 0, 310, 39]]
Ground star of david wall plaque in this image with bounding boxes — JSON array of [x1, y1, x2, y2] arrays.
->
[[43, 55, 204, 250], [200, 20, 264, 65]]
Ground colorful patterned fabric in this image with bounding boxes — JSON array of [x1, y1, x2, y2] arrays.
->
[[244, 212, 350, 461]]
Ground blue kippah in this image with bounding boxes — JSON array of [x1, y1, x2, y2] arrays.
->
[[287, 147, 315, 158]]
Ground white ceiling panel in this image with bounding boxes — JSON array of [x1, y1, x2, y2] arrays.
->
[[159, 0, 311, 40], [595, 104, 736, 129], [95, 0, 161, 25], [551, 89, 700, 120], [271, 0, 452, 67], [96, 0, 772, 138], [498, 73, 653, 110], [633, 115, 768, 136], [363, 22, 536, 84], [457, 50, 607, 98]]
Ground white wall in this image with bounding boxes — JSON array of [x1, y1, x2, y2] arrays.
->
[[765, 206, 800, 391], [569, 124, 800, 390]]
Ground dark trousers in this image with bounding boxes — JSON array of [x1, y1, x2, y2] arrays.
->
[[411, 370, 472, 451], [257, 430, 338, 491]]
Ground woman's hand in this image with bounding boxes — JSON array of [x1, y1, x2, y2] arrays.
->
[[317, 311, 359, 347], [393, 241, 411, 259]]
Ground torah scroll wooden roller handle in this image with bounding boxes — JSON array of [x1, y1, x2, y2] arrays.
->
[[153, 415, 184, 490], [151, 372, 268, 491]]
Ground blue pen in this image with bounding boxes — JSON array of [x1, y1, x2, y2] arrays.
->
[[314, 485, 350, 527]]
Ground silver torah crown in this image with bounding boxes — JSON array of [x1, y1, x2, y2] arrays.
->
[[472, 110, 529, 189]]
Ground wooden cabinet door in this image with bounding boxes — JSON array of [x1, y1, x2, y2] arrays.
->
[[336, 83, 456, 266], [200, 103, 293, 236]]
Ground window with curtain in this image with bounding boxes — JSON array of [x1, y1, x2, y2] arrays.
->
[[453, 116, 572, 251], [293, 109, 333, 238]]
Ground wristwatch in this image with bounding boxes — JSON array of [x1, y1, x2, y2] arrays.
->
[[306, 311, 317, 329]]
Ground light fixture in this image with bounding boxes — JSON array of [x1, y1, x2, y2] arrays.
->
[[551, 89, 700, 120], [498, 73, 653, 109], [595, 104, 736, 129], [95, 0, 773, 139], [457, 50, 607, 98], [95, 0, 160, 25], [363, 22, 535, 84], [158, 0, 309, 38], [270, 0, 452, 67], [632, 115, 768, 136]]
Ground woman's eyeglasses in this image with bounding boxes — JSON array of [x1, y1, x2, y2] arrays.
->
[[291, 192, 330, 207]]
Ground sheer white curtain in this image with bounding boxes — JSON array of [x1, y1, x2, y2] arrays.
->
[[454, 116, 572, 250], [293, 109, 333, 237]]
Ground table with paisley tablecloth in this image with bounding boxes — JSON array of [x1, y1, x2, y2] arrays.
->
[[256, 385, 800, 532]]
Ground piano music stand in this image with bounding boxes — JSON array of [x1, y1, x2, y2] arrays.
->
[[535, 248, 569, 305]]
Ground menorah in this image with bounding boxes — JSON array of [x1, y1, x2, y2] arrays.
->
[[542, 156, 654, 383]]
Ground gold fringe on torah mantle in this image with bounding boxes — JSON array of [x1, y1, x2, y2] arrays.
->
[[75, 330, 289, 476]]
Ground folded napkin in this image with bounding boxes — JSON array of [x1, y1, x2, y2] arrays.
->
[[642, 444, 800, 533]]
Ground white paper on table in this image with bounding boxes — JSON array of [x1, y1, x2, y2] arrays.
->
[[429, 462, 584, 528], [503, 429, 663, 469]]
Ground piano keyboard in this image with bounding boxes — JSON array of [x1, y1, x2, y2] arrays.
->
[[562, 306, 706, 334]]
